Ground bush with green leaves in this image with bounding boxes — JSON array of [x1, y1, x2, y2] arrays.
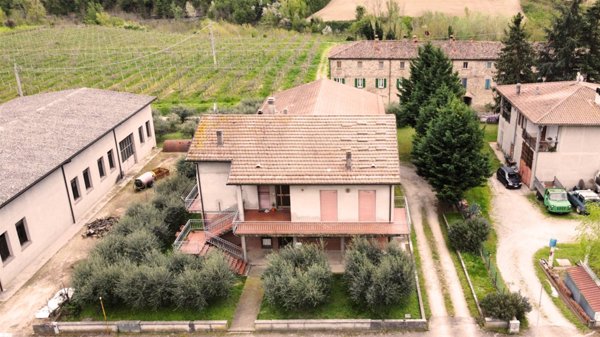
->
[[262, 244, 332, 311], [480, 292, 532, 321], [176, 158, 196, 180], [448, 216, 490, 253], [344, 237, 415, 313]]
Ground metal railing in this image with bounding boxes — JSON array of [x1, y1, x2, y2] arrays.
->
[[173, 220, 193, 251], [206, 231, 244, 260], [205, 206, 238, 234], [183, 184, 199, 210], [522, 130, 558, 152]]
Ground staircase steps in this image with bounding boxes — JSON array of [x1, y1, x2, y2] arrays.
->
[[199, 243, 248, 276]]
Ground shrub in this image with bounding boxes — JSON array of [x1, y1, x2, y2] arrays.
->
[[344, 238, 415, 313], [448, 216, 490, 252], [176, 158, 196, 180], [179, 119, 198, 138], [117, 264, 173, 310], [480, 292, 532, 321], [71, 255, 130, 306], [171, 106, 195, 123], [198, 251, 236, 299], [262, 244, 332, 311]]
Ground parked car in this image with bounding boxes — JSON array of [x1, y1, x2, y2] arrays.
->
[[567, 189, 600, 215], [496, 166, 522, 189]]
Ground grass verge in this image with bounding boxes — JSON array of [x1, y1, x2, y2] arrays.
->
[[411, 228, 431, 319], [397, 127, 415, 163], [258, 274, 421, 319], [533, 245, 590, 332], [62, 277, 245, 322]]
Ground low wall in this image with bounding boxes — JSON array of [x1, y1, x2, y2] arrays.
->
[[254, 319, 428, 331], [32, 320, 227, 335]]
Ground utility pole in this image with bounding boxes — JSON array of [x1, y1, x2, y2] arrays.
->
[[209, 24, 217, 67], [14, 63, 23, 97]]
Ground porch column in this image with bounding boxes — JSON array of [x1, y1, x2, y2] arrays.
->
[[236, 186, 245, 221], [241, 236, 247, 262], [341, 237, 345, 255], [293, 237, 298, 246]]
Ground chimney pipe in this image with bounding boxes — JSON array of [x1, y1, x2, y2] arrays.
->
[[267, 97, 276, 114], [345, 151, 352, 171], [595, 88, 600, 106], [516, 83, 521, 95], [216, 130, 223, 146]]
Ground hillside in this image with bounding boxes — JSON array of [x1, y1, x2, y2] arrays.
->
[[312, 0, 521, 21], [0, 22, 340, 110]]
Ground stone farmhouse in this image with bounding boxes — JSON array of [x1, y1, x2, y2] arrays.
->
[[328, 40, 502, 109], [0, 88, 156, 293], [179, 79, 408, 272], [496, 81, 600, 189]]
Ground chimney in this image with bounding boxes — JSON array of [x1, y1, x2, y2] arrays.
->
[[283, 108, 288, 115], [345, 151, 352, 171], [516, 83, 521, 95], [267, 97, 276, 114], [535, 86, 540, 95], [216, 130, 223, 146], [595, 88, 600, 106]]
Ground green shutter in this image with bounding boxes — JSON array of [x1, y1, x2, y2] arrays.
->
[[397, 79, 402, 90], [354, 78, 358, 87], [384, 78, 387, 88]]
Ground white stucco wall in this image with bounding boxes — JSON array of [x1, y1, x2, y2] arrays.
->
[[113, 105, 155, 173], [289, 185, 391, 222], [241, 185, 259, 210], [197, 162, 238, 212]]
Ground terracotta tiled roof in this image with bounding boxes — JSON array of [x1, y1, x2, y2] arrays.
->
[[567, 265, 600, 312], [258, 79, 385, 115], [186, 114, 401, 185], [328, 40, 502, 60], [497, 81, 600, 126]]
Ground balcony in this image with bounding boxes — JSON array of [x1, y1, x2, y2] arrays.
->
[[244, 209, 291, 222], [183, 184, 202, 213], [522, 130, 558, 152]]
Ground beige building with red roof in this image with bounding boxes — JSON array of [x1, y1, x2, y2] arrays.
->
[[181, 80, 407, 267], [496, 81, 600, 189], [328, 40, 502, 109], [564, 264, 600, 327]]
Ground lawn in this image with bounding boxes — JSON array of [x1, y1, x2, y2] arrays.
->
[[533, 245, 591, 331], [62, 277, 245, 322], [521, 0, 558, 40], [258, 274, 421, 320], [397, 127, 415, 163]]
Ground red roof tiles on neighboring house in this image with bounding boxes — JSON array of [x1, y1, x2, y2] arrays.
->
[[497, 81, 600, 126], [567, 265, 600, 313], [186, 114, 401, 185], [258, 79, 385, 115], [328, 40, 502, 60]]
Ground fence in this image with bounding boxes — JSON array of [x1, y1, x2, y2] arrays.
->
[[481, 246, 507, 293]]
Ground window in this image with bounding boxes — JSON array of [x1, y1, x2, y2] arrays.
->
[[357, 61, 363, 68], [336, 60, 341, 68], [15, 218, 29, 246], [138, 126, 145, 144], [501, 98, 512, 121], [107, 150, 115, 170], [378, 61, 384, 69], [83, 168, 92, 190], [461, 78, 468, 88], [261, 237, 273, 249], [484, 79, 492, 90], [145, 120, 152, 138], [0, 232, 11, 263], [399, 61, 405, 69], [486, 61, 493, 69], [354, 78, 366, 89], [376, 78, 387, 89], [463, 61, 469, 69], [97, 157, 106, 178], [396, 79, 403, 90], [275, 185, 290, 208], [119, 134, 135, 162], [71, 177, 80, 200], [334, 77, 345, 84]]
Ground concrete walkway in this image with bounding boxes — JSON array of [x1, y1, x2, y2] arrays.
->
[[229, 267, 265, 332]]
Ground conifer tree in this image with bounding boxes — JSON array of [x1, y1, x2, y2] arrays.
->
[[538, 0, 585, 81], [396, 43, 464, 127], [412, 98, 490, 202], [495, 13, 537, 85], [582, 0, 600, 81]]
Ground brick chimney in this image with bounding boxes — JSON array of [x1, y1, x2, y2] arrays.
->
[[267, 97, 276, 114]]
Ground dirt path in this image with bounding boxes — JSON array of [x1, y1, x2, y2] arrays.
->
[[312, 0, 521, 21], [315, 44, 337, 80], [0, 152, 183, 336], [229, 267, 265, 332], [400, 163, 479, 337]]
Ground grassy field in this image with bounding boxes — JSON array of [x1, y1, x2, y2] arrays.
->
[[0, 21, 340, 109], [63, 277, 245, 322], [258, 274, 421, 319]]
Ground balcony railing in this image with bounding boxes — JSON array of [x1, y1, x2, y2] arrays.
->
[[522, 130, 558, 152], [183, 184, 199, 210], [206, 231, 244, 260]]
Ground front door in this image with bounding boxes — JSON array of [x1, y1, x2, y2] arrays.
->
[[118, 133, 137, 172], [519, 141, 534, 187], [258, 186, 271, 209], [320, 190, 338, 221], [358, 190, 376, 222]]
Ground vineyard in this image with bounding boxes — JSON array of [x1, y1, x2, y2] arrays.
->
[[0, 22, 340, 110]]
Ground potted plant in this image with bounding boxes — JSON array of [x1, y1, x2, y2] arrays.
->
[[271, 202, 277, 212]]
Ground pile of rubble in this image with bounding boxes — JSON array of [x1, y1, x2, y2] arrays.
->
[[82, 216, 119, 238]]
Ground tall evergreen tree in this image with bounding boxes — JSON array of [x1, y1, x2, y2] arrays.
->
[[413, 84, 455, 137], [396, 43, 464, 128], [495, 13, 537, 85], [582, 0, 600, 81], [538, 0, 585, 81], [412, 98, 490, 203]]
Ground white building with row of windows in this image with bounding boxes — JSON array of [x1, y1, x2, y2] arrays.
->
[[0, 88, 156, 292]]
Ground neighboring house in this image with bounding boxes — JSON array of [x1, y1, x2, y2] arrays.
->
[[0, 88, 155, 292], [496, 81, 600, 189], [328, 39, 502, 109], [564, 264, 600, 327], [181, 80, 408, 270]]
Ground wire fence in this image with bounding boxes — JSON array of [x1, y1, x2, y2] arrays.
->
[[481, 245, 507, 293]]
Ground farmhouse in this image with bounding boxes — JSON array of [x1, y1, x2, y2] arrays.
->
[[181, 79, 408, 269], [0, 88, 155, 292], [496, 81, 600, 189], [328, 39, 502, 109]]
